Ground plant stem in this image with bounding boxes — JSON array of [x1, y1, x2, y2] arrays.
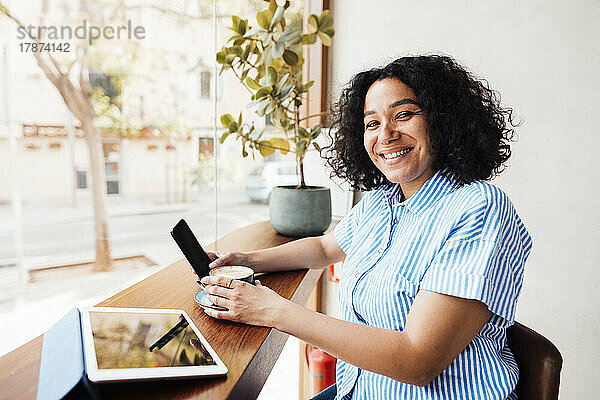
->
[[298, 155, 306, 188], [231, 68, 254, 95]]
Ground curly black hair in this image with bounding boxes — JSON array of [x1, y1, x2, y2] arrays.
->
[[324, 55, 517, 191]]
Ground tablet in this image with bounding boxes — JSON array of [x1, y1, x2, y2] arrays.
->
[[80, 307, 227, 382]]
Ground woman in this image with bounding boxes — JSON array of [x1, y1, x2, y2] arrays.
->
[[199, 55, 532, 400]]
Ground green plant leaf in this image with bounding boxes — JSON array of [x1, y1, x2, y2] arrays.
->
[[268, 0, 278, 13], [317, 31, 332, 46], [256, 99, 270, 116], [305, 80, 315, 89], [301, 33, 317, 45], [307, 14, 319, 34], [312, 142, 321, 152], [247, 98, 268, 108], [279, 28, 301, 44], [220, 114, 234, 129], [269, 5, 285, 30], [216, 50, 226, 64], [262, 66, 277, 87], [255, 86, 272, 99], [296, 140, 307, 157], [238, 112, 243, 127], [219, 131, 232, 144], [244, 27, 264, 37], [232, 16, 247, 35], [230, 45, 243, 57], [246, 77, 261, 90], [298, 127, 309, 138], [258, 44, 273, 65], [270, 138, 290, 154], [272, 41, 285, 59], [232, 16, 241, 31], [318, 10, 333, 30], [258, 140, 275, 156], [257, 10, 273, 30], [242, 44, 252, 60], [321, 27, 335, 37], [311, 124, 322, 138], [283, 49, 299, 66], [278, 83, 294, 99], [265, 100, 276, 115], [275, 73, 290, 92], [228, 121, 239, 133]]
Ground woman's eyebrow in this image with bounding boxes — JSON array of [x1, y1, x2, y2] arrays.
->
[[389, 98, 421, 109], [364, 98, 422, 118]]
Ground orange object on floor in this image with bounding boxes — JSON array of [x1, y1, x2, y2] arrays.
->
[[305, 344, 337, 396]]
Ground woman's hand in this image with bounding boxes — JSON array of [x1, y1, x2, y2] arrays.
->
[[206, 251, 250, 270], [200, 276, 288, 327], [190, 251, 251, 279]]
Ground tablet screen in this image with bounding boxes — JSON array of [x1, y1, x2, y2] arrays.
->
[[88, 310, 217, 369]]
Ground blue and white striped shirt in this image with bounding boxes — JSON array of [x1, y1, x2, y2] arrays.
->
[[333, 170, 533, 400]]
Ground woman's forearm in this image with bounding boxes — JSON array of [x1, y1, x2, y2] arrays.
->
[[246, 233, 342, 273], [273, 301, 427, 386]]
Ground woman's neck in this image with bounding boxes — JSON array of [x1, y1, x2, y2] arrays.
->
[[399, 169, 436, 200]]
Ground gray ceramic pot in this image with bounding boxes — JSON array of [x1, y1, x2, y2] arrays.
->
[[269, 186, 332, 237]]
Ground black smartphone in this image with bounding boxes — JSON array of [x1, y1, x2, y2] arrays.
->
[[170, 219, 212, 278]]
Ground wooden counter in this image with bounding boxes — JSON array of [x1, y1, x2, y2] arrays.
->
[[0, 221, 323, 400]]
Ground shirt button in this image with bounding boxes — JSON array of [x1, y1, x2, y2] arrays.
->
[[392, 218, 398, 224], [377, 248, 383, 253], [355, 272, 360, 278]]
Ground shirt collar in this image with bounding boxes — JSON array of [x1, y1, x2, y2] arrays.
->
[[383, 169, 458, 214]]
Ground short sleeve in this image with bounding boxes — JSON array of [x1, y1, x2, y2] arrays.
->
[[420, 187, 533, 322], [334, 192, 370, 254]]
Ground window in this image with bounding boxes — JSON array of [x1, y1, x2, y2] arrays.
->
[[77, 170, 88, 189], [199, 137, 214, 156], [106, 180, 119, 195], [199, 70, 211, 99]]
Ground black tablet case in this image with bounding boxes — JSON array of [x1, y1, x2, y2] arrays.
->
[[36, 308, 100, 400]]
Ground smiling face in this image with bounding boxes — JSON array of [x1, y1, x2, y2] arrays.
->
[[363, 78, 435, 198]]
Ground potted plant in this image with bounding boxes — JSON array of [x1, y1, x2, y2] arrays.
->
[[216, 0, 334, 237]]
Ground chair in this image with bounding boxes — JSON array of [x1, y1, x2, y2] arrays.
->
[[506, 322, 563, 400]]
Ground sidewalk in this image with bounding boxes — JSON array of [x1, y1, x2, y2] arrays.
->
[[0, 193, 297, 398], [0, 196, 193, 227], [0, 191, 261, 269]]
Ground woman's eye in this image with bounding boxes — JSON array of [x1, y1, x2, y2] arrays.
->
[[365, 120, 379, 129], [395, 111, 415, 120]]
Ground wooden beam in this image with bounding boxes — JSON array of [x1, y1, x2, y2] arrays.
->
[[299, 1, 331, 397]]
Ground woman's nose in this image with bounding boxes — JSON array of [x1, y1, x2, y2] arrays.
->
[[378, 120, 400, 144]]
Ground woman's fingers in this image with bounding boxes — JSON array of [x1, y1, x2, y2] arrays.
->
[[205, 251, 223, 262], [203, 307, 230, 320], [208, 251, 234, 269], [207, 294, 232, 309], [201, 275, 246, 289], [203, 282, 235, 297]]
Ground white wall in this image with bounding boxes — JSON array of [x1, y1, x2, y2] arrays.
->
[[329, 1, 599, 398]]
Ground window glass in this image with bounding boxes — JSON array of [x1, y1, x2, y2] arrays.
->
[[0, 6, 315, 389]]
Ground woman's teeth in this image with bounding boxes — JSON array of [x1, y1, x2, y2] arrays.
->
[[382, 147, 413, 160]]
